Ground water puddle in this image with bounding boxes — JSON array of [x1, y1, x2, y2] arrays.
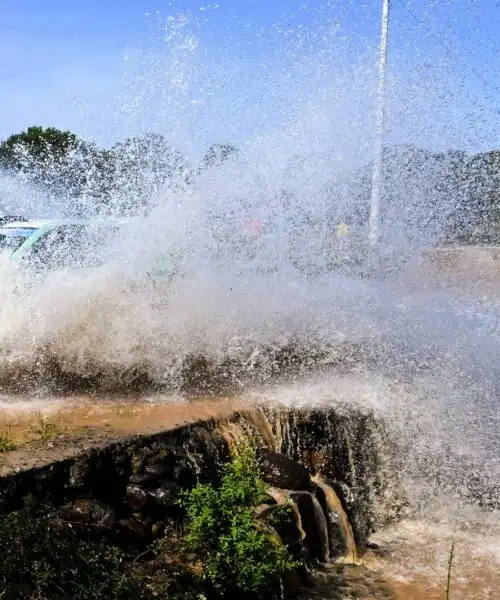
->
[[370, 519, 500, 600]]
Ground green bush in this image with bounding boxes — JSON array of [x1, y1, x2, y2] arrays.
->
[[0, 447, 298, 600], [179, 445, 296, 599], [0, 507, 149, 600]]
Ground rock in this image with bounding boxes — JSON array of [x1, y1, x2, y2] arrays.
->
[[267, 503, 307, 563], [289, 491, 330, 563], [68, 456, 90, 489], [125, 480, 181, 518], [259, 450, 312, 491], [125, 484, 151, 512], [62, 498, 116, 530], [129, 472, 162, 488], [282, 569, 303, 597], [141, 450, 203, 489], [326, 479, 370, 549], [144, 462, 172, 478], [149, 481, 181, 509], [262, 493, 278, 506], [117, 515, 153, 543], [264, 406, 404, 546], [262, 490, 310, 563], [151, 521, 166, 538], [348, 498, 372, 549], [0, 405, 403, 580], [255, 503, 275, 519]]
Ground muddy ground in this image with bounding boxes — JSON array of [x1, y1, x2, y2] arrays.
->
[[0, 395, 241, 474]]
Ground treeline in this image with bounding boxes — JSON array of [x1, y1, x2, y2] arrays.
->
[[0, 126, 499, 243], [350, 145, 500, 244], [0, 126, 237, 217]]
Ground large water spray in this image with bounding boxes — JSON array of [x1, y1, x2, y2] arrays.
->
[[0, 5, 499, 587]]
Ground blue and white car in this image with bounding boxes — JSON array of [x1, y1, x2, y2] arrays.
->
[[0, 218, 121, 270]]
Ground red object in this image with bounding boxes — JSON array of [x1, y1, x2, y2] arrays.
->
[[246, 218, 263, 235]]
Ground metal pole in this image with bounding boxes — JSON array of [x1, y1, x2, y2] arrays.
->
[[369, 0, 390, 246]]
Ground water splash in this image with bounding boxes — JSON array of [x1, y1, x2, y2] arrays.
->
[[0, 4, 499, 589]]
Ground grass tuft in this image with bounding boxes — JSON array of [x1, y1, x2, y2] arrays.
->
[[0, 433, 16, 453], [446, 541, 456, 600]]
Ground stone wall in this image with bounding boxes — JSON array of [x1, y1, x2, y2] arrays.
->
[[0, 406, 406, 561]]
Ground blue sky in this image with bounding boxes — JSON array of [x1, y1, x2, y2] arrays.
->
[[1, 0, 499, 157]]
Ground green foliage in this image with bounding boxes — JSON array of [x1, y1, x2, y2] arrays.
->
[[0, 507, 149, 600], [0, 126, 96, 206], [266, 503, 296, 530], [0, 434, 16, 453], [0, 448, 298, 600], [0, 126, 80, 169], [179, 445, 296, 599]]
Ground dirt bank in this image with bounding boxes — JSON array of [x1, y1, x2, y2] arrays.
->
[[0, 395, 240, 475]]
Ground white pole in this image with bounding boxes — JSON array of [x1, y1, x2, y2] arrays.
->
[[369, 0, 390, 246]]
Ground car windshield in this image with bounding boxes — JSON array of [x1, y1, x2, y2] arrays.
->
[[0, 227, 37, 255], [26, 223, 121, 270]]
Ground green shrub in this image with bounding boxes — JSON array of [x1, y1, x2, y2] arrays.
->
[[0, 434, 16, 453], [179, 445, 296, 599], [0, 447, 299, 600], [0, 507, 149, 600]]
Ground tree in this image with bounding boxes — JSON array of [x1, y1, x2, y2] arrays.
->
[[0, 126, 94, 204], [201, 143, 238, 170], [457, 150, 500, 242], [65, 146, 119, 216], [342, 145, 471, 245], [0, 126, 81, 170], [110, 133, 189, 214], [0, 128, 191, 216]]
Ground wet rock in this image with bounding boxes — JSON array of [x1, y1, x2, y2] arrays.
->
[[129, 472, 162, 488], [282, 569, 304, 597], [125, 480, 181, 518], [263, 406, 404, 546], [254, 494, 278, 521], [62, 498, 116, 530], [68, 456, 90, 489], [261, 502, 308, 563], [151, 521, 166, 538], [319, 477, 370, 549], [144, 462, 172, 478], [260, 450, 312, 491], [0, 405, 402, 578], [255, 503, 276, 519], [262, 493, 278, 506], [141, 450, 202, 489], [131, 452, 145, 474], [149, 481, 181, 509], [125, 484, 151, 512], [348, 498, 372, 549], [290, 491, 330, 563]]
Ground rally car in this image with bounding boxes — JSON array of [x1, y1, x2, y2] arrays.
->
[[0, 218, 119, 269]]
